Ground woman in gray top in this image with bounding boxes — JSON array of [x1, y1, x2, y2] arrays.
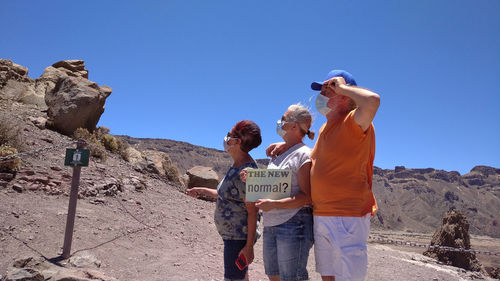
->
[[242, 103, 314, 281]]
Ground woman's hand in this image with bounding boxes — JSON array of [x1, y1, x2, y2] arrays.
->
[[186, 187, 218, 199], [239, 168, 248, 183], [186, 187, 203, 198], [238, 244, 254, 266], [266, 142, 286, 157], [255, 199, 277, 211]]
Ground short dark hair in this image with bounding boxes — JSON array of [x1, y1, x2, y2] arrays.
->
[[233, 120, 262, 153]]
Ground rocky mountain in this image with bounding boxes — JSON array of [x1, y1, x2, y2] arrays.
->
[[118, 136, 500, 238], [372, 166, 500, 238]]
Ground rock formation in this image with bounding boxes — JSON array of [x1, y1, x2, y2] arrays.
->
[[423, 210, 481, 271], [185, 166, 219, 189], [0, 59, 45, 108], [4, 254, 117, 281], [139, 150, 183, 186], [45, 75, 111, 135], [0, 59, 112, 136]]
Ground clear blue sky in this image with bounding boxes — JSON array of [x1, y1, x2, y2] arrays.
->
[[2, 1, 499, 175]]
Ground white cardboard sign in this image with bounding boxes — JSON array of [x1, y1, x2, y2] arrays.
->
[[245, 169, 292, 202]]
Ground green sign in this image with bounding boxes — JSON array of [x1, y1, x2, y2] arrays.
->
[[245, 169, 292, 202], [64, 149, 90, 167]]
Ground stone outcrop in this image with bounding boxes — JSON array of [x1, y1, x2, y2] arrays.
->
[[423, 210, 481, 271], [137, 150, 183, 186], [13, 168, 71, 195], [185, 166, 219, 189], [0, 59, 29, 85], [141, 150, 169, 176], [45, 75, 111, 135], [4, 254, 117, 281], [35, 60, 91, 105], [0, 59, 112, 134], [0, 59, 44, 108], [52, 60, 89, 78], [123, 146, 142, 164]]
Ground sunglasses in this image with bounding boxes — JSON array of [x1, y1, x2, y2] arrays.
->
[[226, 132, 240, 139]]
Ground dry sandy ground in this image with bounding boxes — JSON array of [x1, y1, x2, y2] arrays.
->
[[1, 181, 497, 281]]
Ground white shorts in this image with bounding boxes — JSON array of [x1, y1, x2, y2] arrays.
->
[[313, 214, 371, 281]]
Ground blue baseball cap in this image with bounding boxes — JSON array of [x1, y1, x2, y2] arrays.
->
[[311, 69, 357, 91]]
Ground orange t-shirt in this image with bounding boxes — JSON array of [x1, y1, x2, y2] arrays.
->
[[311, 110, 377, 217]]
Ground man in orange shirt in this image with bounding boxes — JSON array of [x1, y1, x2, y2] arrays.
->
[[310, 70, 380, 281]]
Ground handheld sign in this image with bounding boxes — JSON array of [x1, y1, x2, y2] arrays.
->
[[245, 169, 292, 202]]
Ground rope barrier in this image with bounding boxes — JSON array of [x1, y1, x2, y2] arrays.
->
[[368, 235, 500, 256], [0, 140, 77, 163]]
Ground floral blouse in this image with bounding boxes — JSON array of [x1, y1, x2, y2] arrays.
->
[[214, 161, 258, 240]]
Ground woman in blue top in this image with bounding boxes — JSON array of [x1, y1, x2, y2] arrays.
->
[[242, 103, 314, 281], [187, 120, 261, 281]]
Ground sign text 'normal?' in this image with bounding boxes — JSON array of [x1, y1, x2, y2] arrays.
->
[[245, 169, 292, 202]]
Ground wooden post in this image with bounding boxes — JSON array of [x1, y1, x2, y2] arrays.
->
[[62, 139, 86, 259]]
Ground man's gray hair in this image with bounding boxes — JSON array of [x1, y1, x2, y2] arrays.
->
[[287, 103, 315, 140]]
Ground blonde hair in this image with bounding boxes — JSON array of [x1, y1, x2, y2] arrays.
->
[[287, 103, 315, 140]]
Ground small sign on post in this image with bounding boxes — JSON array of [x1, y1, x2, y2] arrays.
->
[[62, 139, 87, 259], [245, 169, 292, 202], [64, 148, 90, 167]]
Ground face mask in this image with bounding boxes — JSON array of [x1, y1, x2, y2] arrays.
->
[[315, 94, 331, 116], [276, 120, 287, 138], [223, 136, 231, 152]]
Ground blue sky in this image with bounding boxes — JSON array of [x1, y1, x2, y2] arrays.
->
[[2, 1, 499, 175]]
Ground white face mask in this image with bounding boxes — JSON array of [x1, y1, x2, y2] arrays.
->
[[276, 120, 287, 138], [315, 94, 331, 116], [223, 136, 231, 152]]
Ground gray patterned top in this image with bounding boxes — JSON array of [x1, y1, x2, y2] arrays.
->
[[214, 161, 258, 240]]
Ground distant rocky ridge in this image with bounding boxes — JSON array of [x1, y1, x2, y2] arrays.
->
[[117, 136, 500, 238], [372, 165, 500, 238]]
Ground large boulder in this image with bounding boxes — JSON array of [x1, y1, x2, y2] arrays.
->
[[45, 75, 112, 135], [423, 210, 481, 271], [186, 166, 219, 189], [1, 59, 106, 110]]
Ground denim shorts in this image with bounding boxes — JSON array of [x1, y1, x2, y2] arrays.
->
[[263, 207, 314, 281], [223, 239, 247, 281]]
